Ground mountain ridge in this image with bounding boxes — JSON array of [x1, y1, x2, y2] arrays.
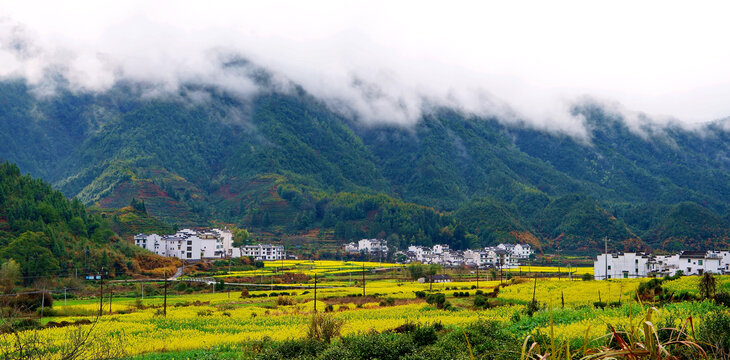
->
[[1, 77, 728, 253]]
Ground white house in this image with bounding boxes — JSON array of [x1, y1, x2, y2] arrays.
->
[[135, 228, 241, 260], [593, 250, 729, 280], [497, 243, 534, 259], [358, 239, 388, 254], [432, 244, 450, 254], [213, 228, 239, 257], [594, 252, 651, 280], [676, 251, 722, 276], [407, 245, 432, 261], [241, 244, 285, 260]]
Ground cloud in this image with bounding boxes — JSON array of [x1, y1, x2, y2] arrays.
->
[[1, 1, 730, 139]]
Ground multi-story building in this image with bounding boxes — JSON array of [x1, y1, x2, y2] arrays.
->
[[593, 252, 651, 280], [594, 250, 728, 280], [240, 244, 285, 260], [135, 228, 243, 260], [497, 243, 534, 259], [344, 239, 388, 254]]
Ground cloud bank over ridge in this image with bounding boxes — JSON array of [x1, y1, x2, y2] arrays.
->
[[2, 1, 730, 138]]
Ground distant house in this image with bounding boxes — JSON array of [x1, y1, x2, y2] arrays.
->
[[240, 244, 285, 261], [432, 244, 450, 254], [345, 239, 388, 254], [134, 228, 235, 260], [497, 243, 534, 259], [594, 250, 727, 280], [431, 274, 453, 283]]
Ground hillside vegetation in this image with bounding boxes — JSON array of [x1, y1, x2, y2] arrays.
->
[[0, 77, 728, 253], [0, 162, 176, 280]]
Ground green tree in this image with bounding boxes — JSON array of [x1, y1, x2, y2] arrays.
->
[[407, 263, 425, 280], [0, 232, 60, 282], [0, 259, 21, 293]]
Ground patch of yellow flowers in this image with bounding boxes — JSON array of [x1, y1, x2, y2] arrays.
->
[[7, 275, 724, 359]]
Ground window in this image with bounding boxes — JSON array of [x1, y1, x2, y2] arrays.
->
[[607, 265, 611, 270], [635, 259, 638, 264], [698, 260, 703, 265], [187, 247, 192, 251], [688, 259, 691, 263], [187, 253, 192, 258]]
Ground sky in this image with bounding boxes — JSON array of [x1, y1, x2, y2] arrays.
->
[[1, 1, 730, 137]]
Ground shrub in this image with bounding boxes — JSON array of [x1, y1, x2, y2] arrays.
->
[[715, 291, 730, 307], [473, 295, 489, 309], [174, 282, 187, 292], [411, 325, 438, 346], [425, 293, 446, 309], [240, 288, 249, 298], [307, 313, 345, 343], [197, 309, 213, 316], [699, 310, 730, 359], [525, 300, 541, 316], [276, 296, 294, 306], [414, 291, 426, 299], [4, 291, 53, 312], [699, 272, 717, 299], [637, 278, 664, 300], [582, 273, 594, 281], [379, 298, 395, 307]]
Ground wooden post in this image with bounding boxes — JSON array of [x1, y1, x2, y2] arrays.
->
[[98, 270, 104, 317], [40, 288, 45, 319], [362, 263, 365, 296], [163, 271, 168, 317], [314, 273, 318, 313], [109, 286, 113, 313], [476, 263, 479, 289]]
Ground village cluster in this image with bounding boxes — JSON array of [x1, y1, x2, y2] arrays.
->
[[134, 229, 287, 261], [134, 231, 537, 270], [343, 239, 535, 268], [593, 250, 730, 280]]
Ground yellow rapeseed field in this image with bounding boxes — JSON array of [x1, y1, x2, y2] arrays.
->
[[5, 267, 727, 359]]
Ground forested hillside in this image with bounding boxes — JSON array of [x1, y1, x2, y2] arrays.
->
[[0, 162, 176, 281], [0, 76, 728, 254]]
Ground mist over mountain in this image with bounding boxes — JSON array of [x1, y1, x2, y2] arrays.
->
[[0, 69, 728, 253]]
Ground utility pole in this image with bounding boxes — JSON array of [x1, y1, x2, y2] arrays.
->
[[163, 271, 168, 317], [476, 263, 479, 289], [109, 286, 113, 313], [98, 269, 104, 317], [40, 287, 45, 319], [362, 263, 366, 296], [604, 237, 608, 280], [314, 273, 317, 313], [64, 288, 67, 306]]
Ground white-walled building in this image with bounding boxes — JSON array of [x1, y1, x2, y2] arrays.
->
[[497, 243, 534, 259], [240, 244, 285, 260], [594, 250, 728, 280], [345, 239, 388, 254], [407, 245, 432, 261], [432, 244, 450, 254], [594, 252, 651, 280], [135, 228, 264, 260]]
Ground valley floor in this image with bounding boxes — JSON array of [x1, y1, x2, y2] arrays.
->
[[5, 270, 729, 359]]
